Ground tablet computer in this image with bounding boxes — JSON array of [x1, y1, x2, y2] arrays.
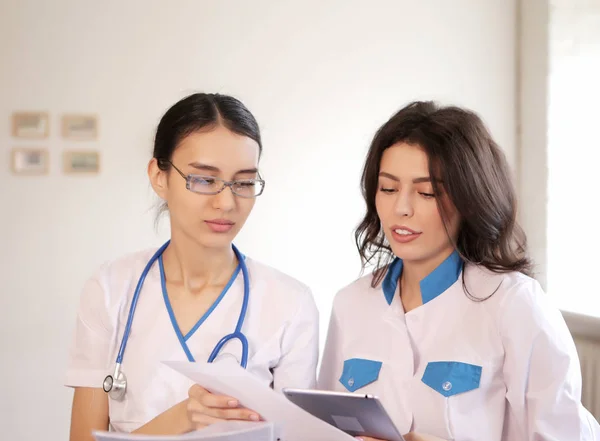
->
[[282, 388, 405, 441]]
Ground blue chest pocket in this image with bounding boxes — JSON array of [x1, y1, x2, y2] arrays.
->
[[339, 358, 382, 392], [421, 361, 482, 397]]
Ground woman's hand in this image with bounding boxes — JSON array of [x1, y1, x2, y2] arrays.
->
[[186, 384, 262, 430]]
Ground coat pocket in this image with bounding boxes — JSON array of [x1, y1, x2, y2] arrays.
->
[[338, 358, 382, 392], [421, 361, 482, 397]]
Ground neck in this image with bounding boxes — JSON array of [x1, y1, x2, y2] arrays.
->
[[162, 229, 236, 292], [400, 248, 455, 301]]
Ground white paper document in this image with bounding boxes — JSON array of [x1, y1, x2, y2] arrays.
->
[[163, 359, 356, 441], [93, 420, 275, 441]]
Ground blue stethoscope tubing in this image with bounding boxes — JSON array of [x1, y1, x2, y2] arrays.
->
[[104, 239, 249, 400]]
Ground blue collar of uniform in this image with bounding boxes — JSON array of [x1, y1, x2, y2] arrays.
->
[[382, 250, 463, 305]]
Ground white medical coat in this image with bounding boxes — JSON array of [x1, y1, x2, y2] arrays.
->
[[65, 247, 319, 432], [318, 251, 600, 440]]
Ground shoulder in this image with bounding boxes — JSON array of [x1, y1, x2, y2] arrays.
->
[[245, 258, 311, 295], [91, 247, 159, 285], [80, 247, 160, 303], [464, 263, 545, 308], [463, 264, 535, 301], [244, 257, 316, 311], [465, 265, 570, 341], [330, 271, 384, 317]]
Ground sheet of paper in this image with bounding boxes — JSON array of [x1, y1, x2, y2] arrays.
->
[[163, 359, 356, 441], [93, 421, 275, 441]]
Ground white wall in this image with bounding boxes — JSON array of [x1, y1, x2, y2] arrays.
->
[[518, 0, 600, 317], [0, 1, 517, 439], [547, 0, 600, 317], [517, 0, 549, 289]]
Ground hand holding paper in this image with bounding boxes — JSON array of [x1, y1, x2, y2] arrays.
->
[[187, 384, 262, 429], [164, 359, 356, 441]]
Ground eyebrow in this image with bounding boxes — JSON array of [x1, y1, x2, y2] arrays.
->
[[188, 162, 259, 175], [378, 172, 441, 184]]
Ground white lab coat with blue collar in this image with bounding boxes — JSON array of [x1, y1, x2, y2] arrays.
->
[[65, 247, 319, 433], [318, 252, 600, 440]]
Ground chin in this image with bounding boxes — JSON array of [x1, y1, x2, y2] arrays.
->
[[198, 234, 236, 250], [389, 243, 433, 263], [181, 230, 234, 250]]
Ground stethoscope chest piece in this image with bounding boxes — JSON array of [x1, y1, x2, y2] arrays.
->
[[103, 366, 127, 401]]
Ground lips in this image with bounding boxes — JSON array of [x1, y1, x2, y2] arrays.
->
[[391, 225, 421, 235], [204, 219, 235, 233], [205, 219, 234, 225], [390, 225, 422, 244]]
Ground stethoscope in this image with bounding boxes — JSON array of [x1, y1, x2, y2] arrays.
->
[[102, 240, 250, 401]]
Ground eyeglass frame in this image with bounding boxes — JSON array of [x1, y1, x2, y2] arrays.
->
[[159, 159, 266, 198]]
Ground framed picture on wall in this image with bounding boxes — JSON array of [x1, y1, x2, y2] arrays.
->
[[63, 150, 100, 174], [11, 112, 50, 138], [10, 148, 49, 175], [62, 114, 98, 140]]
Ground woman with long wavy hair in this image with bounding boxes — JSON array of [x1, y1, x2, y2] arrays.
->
[[318, 101, 599, 441]]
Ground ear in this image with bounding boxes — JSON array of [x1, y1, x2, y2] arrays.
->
[[148, 158, 169, 200]]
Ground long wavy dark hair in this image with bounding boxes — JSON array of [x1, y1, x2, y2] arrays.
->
[[355, 101, 532, 298]]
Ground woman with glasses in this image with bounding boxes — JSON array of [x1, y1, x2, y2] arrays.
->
[[65, 93, 319, 439]]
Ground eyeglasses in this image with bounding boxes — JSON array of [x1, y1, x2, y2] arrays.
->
[[164, 160, 265, 198]]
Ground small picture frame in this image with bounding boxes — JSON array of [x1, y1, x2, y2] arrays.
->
[[63, 150, 100, 174], [11, 112, 49, 138], [62, 114, 98, 140], [11, 148, 49, 175]]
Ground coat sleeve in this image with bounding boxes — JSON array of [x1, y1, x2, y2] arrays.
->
[[317, 299, 343, 390], [500, 278, 600, 440], [65, 268, 113, 388], [272, 288, 320, 391]]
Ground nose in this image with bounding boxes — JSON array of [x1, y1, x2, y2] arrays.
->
[[211, 186, 236, 212], [394, 189, 414, 217]]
